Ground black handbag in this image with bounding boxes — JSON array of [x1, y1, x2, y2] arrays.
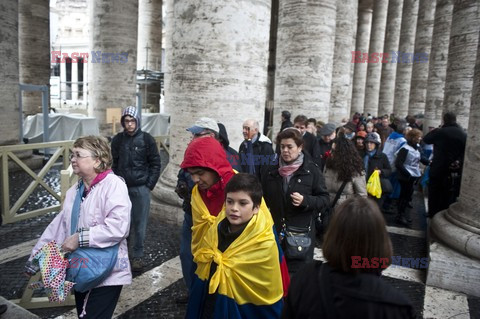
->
[[316, 180, 349, 233], [284, 223, 312, 260]]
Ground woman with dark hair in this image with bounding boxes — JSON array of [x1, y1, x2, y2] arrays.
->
[[395, 128, 429, 226], [323, 132, 367, 206], [262, 128, 329, 274], [282, 197, 416, 318]]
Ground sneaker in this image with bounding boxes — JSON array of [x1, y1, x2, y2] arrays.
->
[[131, 258, 144, 272], [0, 304, 7, 315]]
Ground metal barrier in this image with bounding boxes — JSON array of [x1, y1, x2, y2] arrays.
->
[[0, 140, 73, 224]]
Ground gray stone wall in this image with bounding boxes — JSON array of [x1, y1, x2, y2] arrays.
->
[[442, 0, 479, 129], [87, 0, 138, 134], [273, 0, 336, 133], [424, 0, 454, 132], [19, 0, 50, 116], [0, 0, 20, 145], [329, 0, 358, 123]]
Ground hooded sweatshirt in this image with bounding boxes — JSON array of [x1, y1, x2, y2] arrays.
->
[[180, 137, 234, 216]]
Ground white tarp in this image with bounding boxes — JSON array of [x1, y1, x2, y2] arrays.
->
[[141, 113, 170, 136], [23, 113, 99, 143]]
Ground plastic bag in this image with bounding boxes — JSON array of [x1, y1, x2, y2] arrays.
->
[[367, 170, 382, 199]]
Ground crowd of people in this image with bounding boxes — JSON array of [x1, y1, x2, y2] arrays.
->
[[24, 105, 467, 318]]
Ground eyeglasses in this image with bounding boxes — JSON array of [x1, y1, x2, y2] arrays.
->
[[69, 152, 94, 161], [124, 119, 136, 124]]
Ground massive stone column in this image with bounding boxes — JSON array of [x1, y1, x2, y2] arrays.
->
[[442, 0, 480, 129], [351, 0, 373, 116], [424, 0, 454, 132], [152, 0, 272, 222], [18, 0, 50, 115], [137, 0, 163, 110], [272, 0, 336, 134], [363, 0, 389, 117], [408, 0, 436, 116], [427, 30, 480, 298], [329, 0, 358, 122], [88, 0, 138, 133], [0, 0, 19, 145], [378, 0, 404, 117], [393, 0, 419, 118]]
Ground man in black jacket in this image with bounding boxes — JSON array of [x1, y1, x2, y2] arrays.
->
[[111, 106, 161, 271], [423, 112, 467, 217], [239, 119, 276, 180], [293, 115, 322, 167]]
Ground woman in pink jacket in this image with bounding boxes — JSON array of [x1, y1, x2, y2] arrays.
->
[[25, 136, 132, 318]]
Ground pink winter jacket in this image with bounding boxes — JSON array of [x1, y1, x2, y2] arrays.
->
[[29, 173, 132, 287]]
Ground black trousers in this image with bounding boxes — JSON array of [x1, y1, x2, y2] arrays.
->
[[74, 285, 122, 319], [398, 179, 415, 216], [428, 175, 460, 218]]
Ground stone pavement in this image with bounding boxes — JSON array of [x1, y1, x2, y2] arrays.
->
[[1, 190, 479, 318]]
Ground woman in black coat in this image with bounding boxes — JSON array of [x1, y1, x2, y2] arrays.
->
[[363, 132, 392, 212], [261, 128, 329, 274], [282, 197, 416, 319]]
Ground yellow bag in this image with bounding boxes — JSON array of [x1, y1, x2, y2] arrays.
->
[[367, 170, 382, 199]]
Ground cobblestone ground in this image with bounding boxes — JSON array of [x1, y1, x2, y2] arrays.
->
[[1, 182, 479, 318]]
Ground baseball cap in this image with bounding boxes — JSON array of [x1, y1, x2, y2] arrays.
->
[[187, 117, 219, 134]]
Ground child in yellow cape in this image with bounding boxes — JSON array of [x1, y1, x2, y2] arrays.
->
[[186, 173, 286, 319]]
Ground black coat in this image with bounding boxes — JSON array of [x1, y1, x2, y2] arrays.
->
[[365, 149, 391, 180], [302, 132, 322, 167], [111, 130, 161, 190], [423, 123, 467, 178], [261, 154, 329, 231], [282, 262, 416, 319], [318, 139, 333, 172], [238, 134, 275, 180]]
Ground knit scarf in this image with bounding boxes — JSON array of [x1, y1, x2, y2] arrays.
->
[[278, 152, 304, 180]]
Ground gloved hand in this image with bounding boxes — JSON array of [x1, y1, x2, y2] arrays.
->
[[24, 260, 40, 277], [175, 181, 189, 199]]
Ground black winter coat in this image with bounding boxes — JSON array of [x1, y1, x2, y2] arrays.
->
[[365, 149, 391, 180], [238, 134, 275, 180], [423, 123, 467, 178], [261, 154, 329, 231], [282, 262, 416, 319], [111, 130, 161, 190]]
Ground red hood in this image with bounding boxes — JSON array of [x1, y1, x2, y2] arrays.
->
[[181, 137, 234, 215]]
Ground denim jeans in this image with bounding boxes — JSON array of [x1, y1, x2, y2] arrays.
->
[[128, 185, 151, 258], [179, 212, 196, 292]]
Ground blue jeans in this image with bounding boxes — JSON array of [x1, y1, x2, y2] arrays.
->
[[180, 212, 196, 292], [128, 185, 151, 258]]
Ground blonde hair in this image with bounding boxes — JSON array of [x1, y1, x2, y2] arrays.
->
[[73, 135, 112, 173]]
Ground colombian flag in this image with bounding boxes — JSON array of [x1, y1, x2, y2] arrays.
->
[[187, 191, 288, 318]]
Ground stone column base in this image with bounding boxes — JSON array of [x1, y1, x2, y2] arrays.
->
[[427, 241, 480, 297], [150, 174, 184, 226]]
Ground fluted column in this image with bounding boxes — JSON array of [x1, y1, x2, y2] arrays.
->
[[378, 0, 404, 117], [18, 0, 50, 115], [0, 0, 19, 145], [272, 0, 336, 134], [329, 0, 358, 122], [427, 30, 480, 298], [424, 0, 454, 132], [351, 1, 373, 116], [152, 0, 272, 221], [363, 0, 389, 116], [408, 0, 436, 116], [442, 0, 480, 129], [88, 0, 138, 134], [393, 0, 419, 118]]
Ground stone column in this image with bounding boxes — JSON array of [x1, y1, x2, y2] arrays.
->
[[0, 0, 19, 145], [393, 0, 419, 118], [329, 0, 358, 122], [427, 30, 480, 298], [88, 0, 138, 134], [351, 0, 373, 116], [18, 0, 50, 116], [442, 0, 480, 129], [152, 0, 272, 222], [378, 0, 404, 117], [137, 0, 163, 110], [363, 0, 389, 117], [272, 0, 336, 134], [424, 0, 454, 132], [408, 0, 436, 116]]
